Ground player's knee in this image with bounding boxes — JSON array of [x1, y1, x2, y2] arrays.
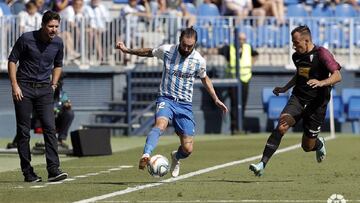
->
[[182, 144, 193, 155]]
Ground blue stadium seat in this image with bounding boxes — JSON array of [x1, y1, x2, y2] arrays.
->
[[0, 2, 12, 15], [262, 87, 274, 113], [311, 3, 333, 17], [324, 25, 344, 48], [286, 4, 309, 24], [113, 0, 128, 4], [184, 3, 197, 15], [195, 3, 220, 47], [268, 96, 288, 127], [353, 23, 360, 47], [347, 96, 360, 134], [325, 95, 344, 122], [334, 3, 357, 17], [341, 88, 360, 111], [197, 3, 220, 16], [284, 0, 299, 5]]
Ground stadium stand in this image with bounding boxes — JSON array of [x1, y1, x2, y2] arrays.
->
[[347, 96, 360, 134], [267, 95, 288, 127]]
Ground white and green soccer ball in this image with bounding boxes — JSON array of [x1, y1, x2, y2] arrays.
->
[[147, 154, 170, 178]]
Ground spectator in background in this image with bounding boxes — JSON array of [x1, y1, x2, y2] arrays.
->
[[206, 33, 259, 134], [120, 0, 151, 19], [252, 0, 285, 24], [18, 1, 42, 33], [84, 0, 112, 62], [60, 0, 88, 61], [53, 0, 71, 12], [222, 0, 252, 19], [34, 0, 51, 13], [216, 32, 258, 134]]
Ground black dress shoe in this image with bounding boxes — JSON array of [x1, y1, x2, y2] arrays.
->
[[48, 169, 68, 182], [24, 172, 42, 183]]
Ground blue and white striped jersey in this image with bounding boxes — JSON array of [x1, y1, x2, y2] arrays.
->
[[152, 44, 207, 102]]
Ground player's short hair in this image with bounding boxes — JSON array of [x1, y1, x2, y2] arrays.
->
[[42, 10, 61, 25], [180, 27, 197, 42], [291, 25, 312, 40]]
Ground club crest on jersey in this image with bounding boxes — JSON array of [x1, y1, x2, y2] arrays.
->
[[298, 67, 310, 78], [309, 54, 313, 62]]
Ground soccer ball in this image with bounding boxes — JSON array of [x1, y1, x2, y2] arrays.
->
[[147, 154, 170, 178]]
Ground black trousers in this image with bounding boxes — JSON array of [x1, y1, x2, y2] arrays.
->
[[56, 109, 75, 141], [14, 82, 60, 175]]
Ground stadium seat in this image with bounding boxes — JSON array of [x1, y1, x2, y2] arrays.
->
[[325, 95, 344, 122], [286, 4, 308, 24], [262, 87, 274, 113], [334, 3, 357, 17], [268, 96, 288, 127], [112, 0, 128, 4], [347, 96, 360, 134], [284, 0, 299, 5], [353, 23, 360, 47], [196, 3, 220, 48], [311, 3, 333, 17], [0, 2, 11, 15], [197, 3, 220, 17], [184, 3, 197, 15], [341, 88, 360, 111]]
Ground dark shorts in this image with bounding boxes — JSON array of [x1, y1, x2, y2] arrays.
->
[[282, 95, 328, 137]]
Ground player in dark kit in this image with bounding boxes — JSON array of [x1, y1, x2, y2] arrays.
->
[[249, 25, 342, 176]]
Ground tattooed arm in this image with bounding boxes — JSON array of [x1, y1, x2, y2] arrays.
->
[[116, 41, 153, 57]]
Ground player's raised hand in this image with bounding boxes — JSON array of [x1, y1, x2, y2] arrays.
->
[[273, 86, 286, 96], [116, 41, 128, 53], [215, 100, 228, 114]]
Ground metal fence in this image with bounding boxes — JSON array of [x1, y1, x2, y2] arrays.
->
[[1, 15, 360, 70]]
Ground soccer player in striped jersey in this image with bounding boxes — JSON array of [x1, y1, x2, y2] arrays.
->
[[116, 27, 228, 177]]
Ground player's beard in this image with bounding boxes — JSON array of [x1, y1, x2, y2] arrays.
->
[[178, 48, 192, 57]]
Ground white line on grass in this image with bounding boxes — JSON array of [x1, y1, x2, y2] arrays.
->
[[73, 136, 336, 203], [24, 166, 133, 189]]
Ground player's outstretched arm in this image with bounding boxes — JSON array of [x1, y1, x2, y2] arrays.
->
[[273, 75, 297, 96], [116, 41, 154, 57], [201, 76, 228, 114]]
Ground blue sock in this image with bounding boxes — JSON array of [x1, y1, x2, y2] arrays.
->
[[143, 127, 162, 155], [175, 146, 190, 160]]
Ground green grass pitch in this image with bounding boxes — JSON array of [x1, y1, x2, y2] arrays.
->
[[0, 133, 359, 202]]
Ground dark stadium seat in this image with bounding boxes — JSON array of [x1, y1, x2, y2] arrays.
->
[[268, 96, 288, 127], [347, 96, 360, 134]]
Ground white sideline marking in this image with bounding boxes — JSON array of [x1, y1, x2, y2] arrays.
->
[[73, 136, 336, 203], [22, 166, 134, 190]]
